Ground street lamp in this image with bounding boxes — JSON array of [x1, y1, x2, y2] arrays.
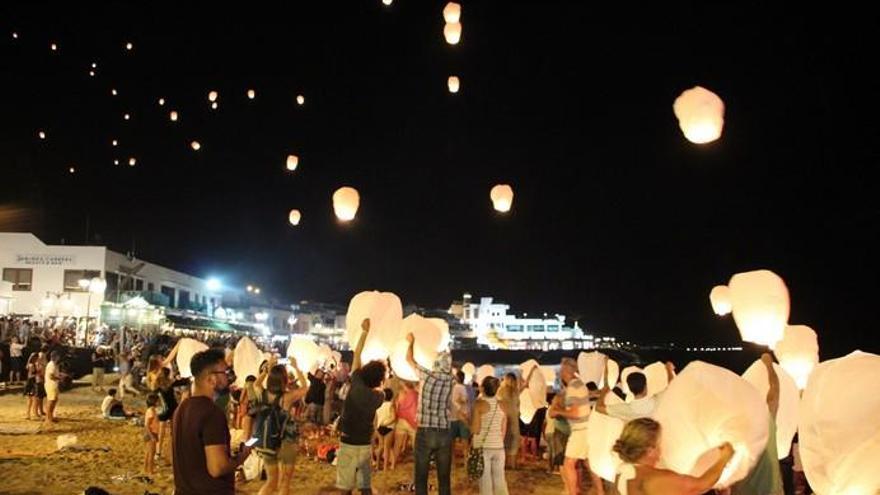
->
[[80, 277, 107, 345]]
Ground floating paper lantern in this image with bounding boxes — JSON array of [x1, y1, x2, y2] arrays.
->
[[476, 364, 495, 384], [383, 0, 393, 5], [38, 131, 46, 140], [490, 184, 514, 212], [653, 361, 770, 488], [799, 351, 880, 495], [443, 22, 462, 45], [443, 2, 461, 23], [673, 86, 725, 144], [123, 113, 130, 120], [520, 388, 537, 424], [296, 94, 305, 105], [91, 62, 97, 69], [158, 97, 165, 106], [113, 159, 119, 165], [333, 186, 360, 221], [287, 336, 319, 374], [128, 157, 136, 166], [208, 90, 218, 102], [175, 338, 209, 378], [247, 89, 256, 99], [125, 42, 133, 51], [69, 167, 75, 174], [774, 325, 819, 390], [729, 270, 790, 348], [12, 32, 18, 39], [402, 314, 448, 369], [588, 411, 626, 482], [170, 110, 178, 121], [462, 362, 476, 383], [447, 75, 460, 93], [112, 139, 118, 147], [190, 141, 201, 151], [345, 291, 403, 363], [50, 42, 57, 51], [112, 88, 118, 96], [390, 339, 419, 382], [286, 155, 299, 171], [742, 360, 800, 459], [710, 285, 733, 316], [605, 359, 620, 390], [89, 70, 95, 77], [211, 102, 218, 110], [577, 351, 606, 386], [288, 209, 301, 226], [233, 336, 263, 388]]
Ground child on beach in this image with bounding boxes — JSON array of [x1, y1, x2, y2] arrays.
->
[[143, 393, 160, 474]]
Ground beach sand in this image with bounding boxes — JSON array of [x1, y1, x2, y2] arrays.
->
[[0, 383, 567, 495]]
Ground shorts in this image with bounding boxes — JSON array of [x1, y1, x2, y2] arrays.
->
[[143, 431, 159, 443], [564, 427, 589, 460], [377, 425, 394, 437], [450, 420, 471, 440], [45, 383, 59, 402], [335, 442, 372, 491], [260, 441, 298, 465], [11, 356, 23, 374], [35, 382, 46, 399], [394, 420, 416, 436], [24, 378, 36, 396]]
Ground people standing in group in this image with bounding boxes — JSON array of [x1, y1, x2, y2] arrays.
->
[[305, 368, 327, 425], [43, 350, 64, 429], [391, 380, 418, 469], [403, 332, 454, 495], [172, 348, 247, 495], [471, 375, 509, 495], [335, 318, 386, 495], [144, 392, 161, 475], [9, 335, 26, 384], [597, 362, 675, 421], [450, 370, 471, 467], [252, 355, 309, 495]]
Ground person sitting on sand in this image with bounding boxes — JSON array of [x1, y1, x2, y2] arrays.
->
[[101, 388, 134, 419], [612, 417, 734, 495]]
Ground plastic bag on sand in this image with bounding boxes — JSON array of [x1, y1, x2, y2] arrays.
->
[[56, 434, 78, 451], [242, 451, 263, 481]]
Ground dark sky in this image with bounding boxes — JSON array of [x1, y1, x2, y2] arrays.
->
[[1, 2, 878, 358]]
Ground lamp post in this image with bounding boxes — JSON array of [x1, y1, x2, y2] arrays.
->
[[80, 277, 107, 345]]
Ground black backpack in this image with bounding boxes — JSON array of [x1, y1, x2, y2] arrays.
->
[[251, 390, 297, 457]]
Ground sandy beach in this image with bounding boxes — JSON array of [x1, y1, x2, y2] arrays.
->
[[0, 382, 566, 495]]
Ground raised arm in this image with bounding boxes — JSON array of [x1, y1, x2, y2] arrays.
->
[[761, 353, 780, 418], [161, 340, 181, 368], [405, 332, 418, 372], [351, 318, 370, 372], [284, 358, 310, 404]]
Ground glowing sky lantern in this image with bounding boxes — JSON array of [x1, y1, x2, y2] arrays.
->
[[443, 22, 462, 45], [447, 75, 460, 93], [50, 42, 57, 51], [247, 89, 256, 99], [673, 86, 725, 144], [112, 88, 118, 96], [208, 90, 218, 102], [345, 291, 403, 363], [462, 362, 476, 384], [287, 336, 320, 374], [128, 157, 136, 166], [520, 359, 548, 408], [653, 361, 770, 488], [402, 314, 447, 369], [490, 184, 514, 213], [577, 351, 606, 386], [38, 130, 46, 140], [175, 338, 209, 378], [382, 0, 393, 5], [89, 70, 95, 77], [69, 166, 75, 174], [476, 364, 495, 384], [390, 339, 419, 382], [190, 141, 201, 151], [113, 159, 119, 165], [443, 2, 461, 23], [729, 270, 790, 348], [112, 139, 118, 147], [605, 359, 620, 389], [520, 389, 537, 424], [12, 32, 18, 39], [588, 411, 626, 482], [288, 209, 301, 226], [158, 97, 165, 106], [211, 102, 218, 110], [170, 110, 179, 121], [742, 359, 800, 459], [296, 94, 305, 105], [233, 336, 263, 388], [799, 351, 880, 495], [125, 42, 133, 51], [92, 62, 97, 69], [333, 186, 360, 221], [123, 113, 130, 120], [286, 154, 299, 171], [710, 285, 733, 316], [774, 325, 819, 390]]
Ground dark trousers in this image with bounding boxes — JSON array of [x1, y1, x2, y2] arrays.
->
[[414, 427, 452, 495]]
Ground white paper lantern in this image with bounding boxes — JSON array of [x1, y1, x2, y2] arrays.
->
[[390, 339, 419, 382], [382, 0, 393, 6], [774, 325, 819, 390], [540, 365, 557, 389], [672, 86, 725, 144], [710, 285, 733, 316], [577, 351, 606, 387], [799, 351, 880, 495], [443, 22, 462, 45], [462, 362, 476, 383], [333, 186, 360, 221], [170, 110, 178, 122], [211, 102, 218, 110], [643, 362, 670, 397], [286, 154, 299, 171], [402, 314, 447, 369], [128, 157, 136, 166], [125, 42, 133, 51], [208, 90, 218, 102], [296, 94, 305, 105], [316, 344, 332, 368], [587, 411, 626, 482], [442, 2, 461, 23], [233, 336, 263, 388], [176, 338, 209, 378], [605, 359, 620, 389], [345, 291, 403, 363], [190, 141, 201, 151], [247, 89, 256, 99], [653, 361, 770, 488], [287, 336, 319, 374], [158, 98, 165, 106], [519, 388, 537, 424], [476, 364, 495, 384], [742, 359, 800, 459], [288, 209, 301, 226], [38, 131, 46, 140], [447, 75, 460, 93], [490, 184, 514, 213], [729, 270, 790, 348], [520, 359, 547, 408]]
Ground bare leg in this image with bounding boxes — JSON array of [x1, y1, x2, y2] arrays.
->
[[279, 461, 295, 495], [562, 457, 579, 495], [259, 462, 279, 495]]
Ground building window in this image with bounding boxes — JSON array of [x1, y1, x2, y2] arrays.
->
[[63, 269, 102, 291], [528, 325, 545, 332], [135, 279, 144, 291], [179, 290, 190, 308], [547, 325, 560, 332], [160, 286, 175, 306], [506, 324, 524, 332], [3, 268, 33, 291], [147, 282, 155, 292]]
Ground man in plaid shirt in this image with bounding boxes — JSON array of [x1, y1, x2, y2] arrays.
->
[[405, 332, 454, 495]]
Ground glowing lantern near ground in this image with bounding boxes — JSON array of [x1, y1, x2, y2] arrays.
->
[[345, 291, 403, 363], [447, 75, 460, 93], [444, 22, 462, 45], [333, 186, 360, 221], [247, 89, 256, 99], [462, 362, 476, 384], [643, 361, 670, 396], [710, 285, 733, 316], [605, 359, 620, 389], [490, 184, 514, 212], [288, 209, 301, 226], [653, 361, 770, 488], [190, 141, 201, 151], [296, 94, 305, 105], [443, 2, 461, 23], [673, 86, 725, 144], [742, 360, 800, 459], [208, 90, 218, 102], [170, 110, 178, 122], [799, 351, 880, 495], [476, 364, 495, 384], [520, 389, 537, 424], [774, 325, 819, 390], [519, 359, 547, 408], [729, 270, 790, 348], [175, 338, 209, 378], [233, 336, 263, 388], [588, 411, 626, 482], [128, 157, 136, 166], [286, 155, 299, 171], [287, 336, 319, 374]]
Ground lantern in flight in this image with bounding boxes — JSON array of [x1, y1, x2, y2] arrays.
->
[[774, 324, 819, 390], [710, 285, 732, 316], [672, 86, 725, 144], [444, 22, 462, 45], [287, 336, 320, 374], [729, 270, 790, 348], [288, 209, 301, 226], [333, 186, 360, 221], [170, 110, 178, 121], [345, 290, 403, 363], [247, 89, 256, 99], [296, 94, 305, 105], [190, 141, 201, 151], [286, 155, 299, 171], [443, 2, 461, 23], [208, 90, 218, 102], [448, 76, 460, 93], [490, 184, 514, 212]]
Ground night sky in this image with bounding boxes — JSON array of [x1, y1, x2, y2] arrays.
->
[[2, 3, 878, 358]]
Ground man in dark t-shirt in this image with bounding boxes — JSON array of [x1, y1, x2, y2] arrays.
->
[[172, 348, 247, 495], [305, 369, 327, 424], [336, 318, 386, 494]]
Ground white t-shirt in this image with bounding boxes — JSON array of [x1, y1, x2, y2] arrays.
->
[[45, 361, 58, 389], [101, 396, 115, 417], [450, 383, 469, 421], [606, 394, 659, 421], [10, 342, 25, 358]]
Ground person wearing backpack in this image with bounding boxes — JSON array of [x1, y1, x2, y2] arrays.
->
[[253, 355, 309, 495]]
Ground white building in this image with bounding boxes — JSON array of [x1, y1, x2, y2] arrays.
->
[[0, 232, 223, 319]]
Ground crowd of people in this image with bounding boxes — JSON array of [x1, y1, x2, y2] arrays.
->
[[1, 313, 816, 495]]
